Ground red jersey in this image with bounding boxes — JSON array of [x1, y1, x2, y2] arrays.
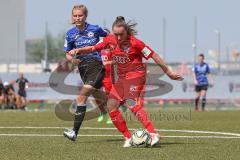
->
[[101, 50, 111, 79], [95, 35, 154, 101], [95, 35, 154, 80], [101, 49, 112, 93]]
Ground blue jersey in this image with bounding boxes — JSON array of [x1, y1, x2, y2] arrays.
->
[[64, 23, 107, 62], [193, 62, 210, 86]]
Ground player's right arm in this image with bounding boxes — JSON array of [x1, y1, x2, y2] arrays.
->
[[63, 32, 81, 64], [192, 73, 198, 85], [67, 37, 107, 56], [64, 33, 74, 60]]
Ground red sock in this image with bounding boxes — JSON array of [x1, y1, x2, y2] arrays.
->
[[131, 106, 155, 133], [109, 109, 131, 138]]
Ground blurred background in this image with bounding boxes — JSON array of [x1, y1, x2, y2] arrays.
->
[[0, 0, 239, 110]]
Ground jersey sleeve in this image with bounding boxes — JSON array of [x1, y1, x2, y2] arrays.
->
[[206, 64, 210, 74], [64, 34, 74, 52], [97, 26, 108, 37], [94, 37, 108, 51], [136, 39, 155, 60]]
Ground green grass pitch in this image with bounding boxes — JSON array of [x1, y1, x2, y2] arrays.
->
[[0, 105, 240, 160]]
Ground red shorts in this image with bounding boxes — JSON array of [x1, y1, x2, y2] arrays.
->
[[109, 71, 146, 102], [102, 78, 112, 94]]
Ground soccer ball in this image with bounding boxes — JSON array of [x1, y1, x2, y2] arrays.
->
[[130, 129, 152, 147]]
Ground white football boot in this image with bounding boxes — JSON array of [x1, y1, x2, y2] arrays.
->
[[150, 133, 160, 146], [123, 137, 132, 148], [63, 128, 77, 141]]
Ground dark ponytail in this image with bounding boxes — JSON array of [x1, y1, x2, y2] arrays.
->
[[116, 16, 125, 21], [112, 16, 138, 35]]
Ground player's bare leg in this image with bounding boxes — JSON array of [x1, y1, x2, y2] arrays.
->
[[15, 94, 22, 109], [8, 94, 16, 109], [63, 85, 108, 141], [21, 97, 27, 110], [92, 89, 110, 123], [0, 95, 4, 109], [195, 91, 201, 111], [92, 89, 107, 113]]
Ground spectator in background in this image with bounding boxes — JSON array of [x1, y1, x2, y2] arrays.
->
[[3, 81, 16, 109], [192, 53, 213, 111], [0, 79, 4, 109], [16, 73, 29, 110]]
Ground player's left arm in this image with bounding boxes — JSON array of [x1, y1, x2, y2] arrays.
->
[[151, 53, 183, 81], [137, 40, 183, 81], [67, 46, 96, 56], [25, 79, 29, 89]]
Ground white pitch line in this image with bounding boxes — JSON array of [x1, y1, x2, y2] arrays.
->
[[0, 127, 240, 137], [0, 134, 121, 137], [0, 134, 240, 139], [0, 127, 65, 129], [155, 129, 240, 137], [162, 136, 240, 139]]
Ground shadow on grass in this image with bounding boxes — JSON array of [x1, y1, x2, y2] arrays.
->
[[75, 138, 123, 144], [73, 138, 204, 149]]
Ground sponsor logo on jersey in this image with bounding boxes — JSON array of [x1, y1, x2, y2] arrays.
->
[[74, 34, 80, 40], [75, 39, 97, 46], [112, 55, 130, 64]]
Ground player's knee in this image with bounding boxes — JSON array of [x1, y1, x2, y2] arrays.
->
[[107, 99, 119, 112], [195, 96, 200, 101], [77, 95, 87, 105]]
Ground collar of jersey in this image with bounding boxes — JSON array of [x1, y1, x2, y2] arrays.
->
[[198, 62, 205, 66], [74, 23, 89, 34]]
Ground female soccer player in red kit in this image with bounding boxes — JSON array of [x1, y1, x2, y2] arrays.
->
[[68, 16, 183, 147]]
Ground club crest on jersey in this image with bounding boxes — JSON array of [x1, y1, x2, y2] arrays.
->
[[87, 31, 95, 38]]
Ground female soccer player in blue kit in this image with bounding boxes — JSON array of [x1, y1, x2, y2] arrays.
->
[[63, 5, 109, 140], [192, 53, 213, 111]]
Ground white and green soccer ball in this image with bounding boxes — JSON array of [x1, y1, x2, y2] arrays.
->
[[130, 129, 152, 147]]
